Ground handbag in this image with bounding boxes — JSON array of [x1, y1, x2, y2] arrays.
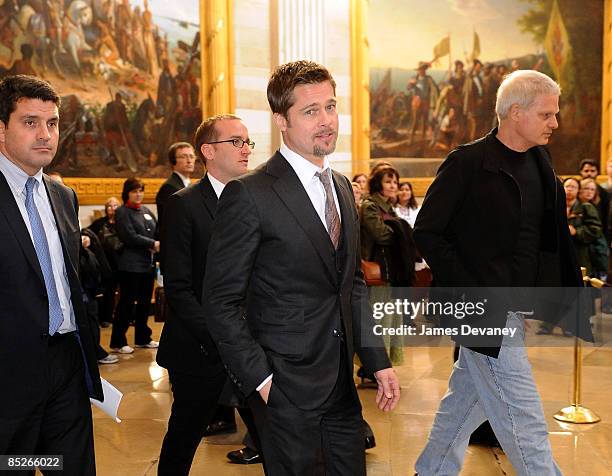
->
[[361, 259, 385, 287], [154, 286, 169, 322]]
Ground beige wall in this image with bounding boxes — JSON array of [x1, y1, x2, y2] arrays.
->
[[233, 0, 353, 176]]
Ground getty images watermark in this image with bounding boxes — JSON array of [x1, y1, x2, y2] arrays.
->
[[369, 297, 522, 338], [361, 286, 604, 348]]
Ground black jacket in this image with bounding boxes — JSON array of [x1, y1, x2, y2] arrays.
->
[[0, 173, 103, 416], [155, 172, 185, 238], [156, 176, 224, 376], [414, 129, 593, 356], [203, 152, 391, 410], [115, 205, 157, 273]]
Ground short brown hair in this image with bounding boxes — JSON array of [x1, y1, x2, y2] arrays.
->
[[369, 166, 399, 195], [193, 114, 241, 162], [167, 142, 193, 165], [121, 177, 145, 203], [267, 60, 336, 118], [0, 75, 61, 125]]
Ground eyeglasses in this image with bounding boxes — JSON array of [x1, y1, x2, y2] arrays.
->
[[175, 153, 196, 160], [207, 138, 255, 149]]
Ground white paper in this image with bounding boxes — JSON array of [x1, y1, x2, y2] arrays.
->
[[90, 378, 123, 423]]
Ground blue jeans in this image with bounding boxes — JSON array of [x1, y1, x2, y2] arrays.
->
[[415, 312, 562, 476]]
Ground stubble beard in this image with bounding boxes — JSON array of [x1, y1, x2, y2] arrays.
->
[[313, 135, 337, 157]]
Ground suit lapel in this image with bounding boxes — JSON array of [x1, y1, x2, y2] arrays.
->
[[199, 174, 218, 219], [333, 171, 357, 284], [43, 176, 79, 281], [171, 172, 185, 190], [0, 171, 46, 286], [268, 153, 337, 283]]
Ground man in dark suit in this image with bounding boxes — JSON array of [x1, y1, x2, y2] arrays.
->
[[156, 114, 260, 475], [203, 61, 400, 475], [0, 75, 103, 474], [155, 141, 195, 233]]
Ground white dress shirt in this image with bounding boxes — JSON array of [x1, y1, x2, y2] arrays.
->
[[280, 143, 341, 230], [207, 172, 225, 198], [175, 171, 191, 188], [0, 153, 76, 333]]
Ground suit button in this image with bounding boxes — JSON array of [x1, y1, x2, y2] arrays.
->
[[41, 332, 49, 338], [41, 293, 48, 300], [333, 329, 344, 338]]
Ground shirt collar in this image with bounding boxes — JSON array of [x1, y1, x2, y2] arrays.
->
[[279, 143, 331, 189], [207, 172, 225, 198], [0, 152, 44, 195], [174, 171, 191, 187]]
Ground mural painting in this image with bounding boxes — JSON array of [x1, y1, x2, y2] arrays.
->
[[0, 0, 203, 178], [368, 0, 603, 175]]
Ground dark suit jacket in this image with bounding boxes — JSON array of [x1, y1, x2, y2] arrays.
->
[[413, 129, 593, 356], [115, 205, 157, 273], [155, 172, 185, 236], [0, 172, 103, 418], [156, 176, 223, 377], [203, 152, 391, 411]]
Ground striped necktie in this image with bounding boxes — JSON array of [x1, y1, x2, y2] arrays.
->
[[315, 170, 341, 249], [24, 177, 64, 335]]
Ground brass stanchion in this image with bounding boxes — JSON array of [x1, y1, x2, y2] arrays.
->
[[553, 268, 601, 424]]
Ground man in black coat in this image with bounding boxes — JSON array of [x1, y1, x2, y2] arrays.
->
[[155, 141, 196, 235], [413, 70, 592, 475], [203, 61, 400, 475], [0, 75, 103, 475], [156, 114, 259, 475]]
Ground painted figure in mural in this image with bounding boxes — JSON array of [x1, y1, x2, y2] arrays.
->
[[63, 0, 94, 76], [115, 0, 132, 63], [463, 59, 484, 141], [103, 92, 139, 172], [480, 62, 498, 134], [6, 43, 38, 76], [408, 61, 439, 144], [142, 0, 159, 77], [131, 6, 148, 72], [95, 19, 120, 67]]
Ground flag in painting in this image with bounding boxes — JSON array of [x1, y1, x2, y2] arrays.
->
[[544, 0, 573, 86]]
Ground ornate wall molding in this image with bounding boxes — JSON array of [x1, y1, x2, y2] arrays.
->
[[63, 178, 165, 206]]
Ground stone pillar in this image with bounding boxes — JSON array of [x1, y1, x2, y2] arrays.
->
[[201, 0, 235, 116]]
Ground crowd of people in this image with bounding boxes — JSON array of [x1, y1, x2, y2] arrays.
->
[[0, 61, 609, 476]]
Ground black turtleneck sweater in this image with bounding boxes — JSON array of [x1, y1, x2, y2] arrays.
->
[[493, 135, 544, 286]]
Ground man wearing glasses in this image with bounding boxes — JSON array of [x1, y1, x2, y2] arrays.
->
[[156, 115, 260, 475], [155, 141, 197, 234]]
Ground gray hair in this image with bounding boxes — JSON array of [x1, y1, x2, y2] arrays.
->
[[495, 70, 561, 121]]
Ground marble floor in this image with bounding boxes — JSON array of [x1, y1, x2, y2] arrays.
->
[[91, 320, 612, 476]]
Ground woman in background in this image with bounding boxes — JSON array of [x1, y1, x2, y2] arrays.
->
[[360, 166, 415, 365], [110, 178, 159, 353], [88, 196, 122, 327], [352, 173, 368, 197], [538, 178, 602, 335], [394, 181, 420, 228], [580, 178, 608, 280]]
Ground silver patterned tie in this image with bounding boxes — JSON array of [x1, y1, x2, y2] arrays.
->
[[24, 177, 64, 335], [315, 170, 341, 249]]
